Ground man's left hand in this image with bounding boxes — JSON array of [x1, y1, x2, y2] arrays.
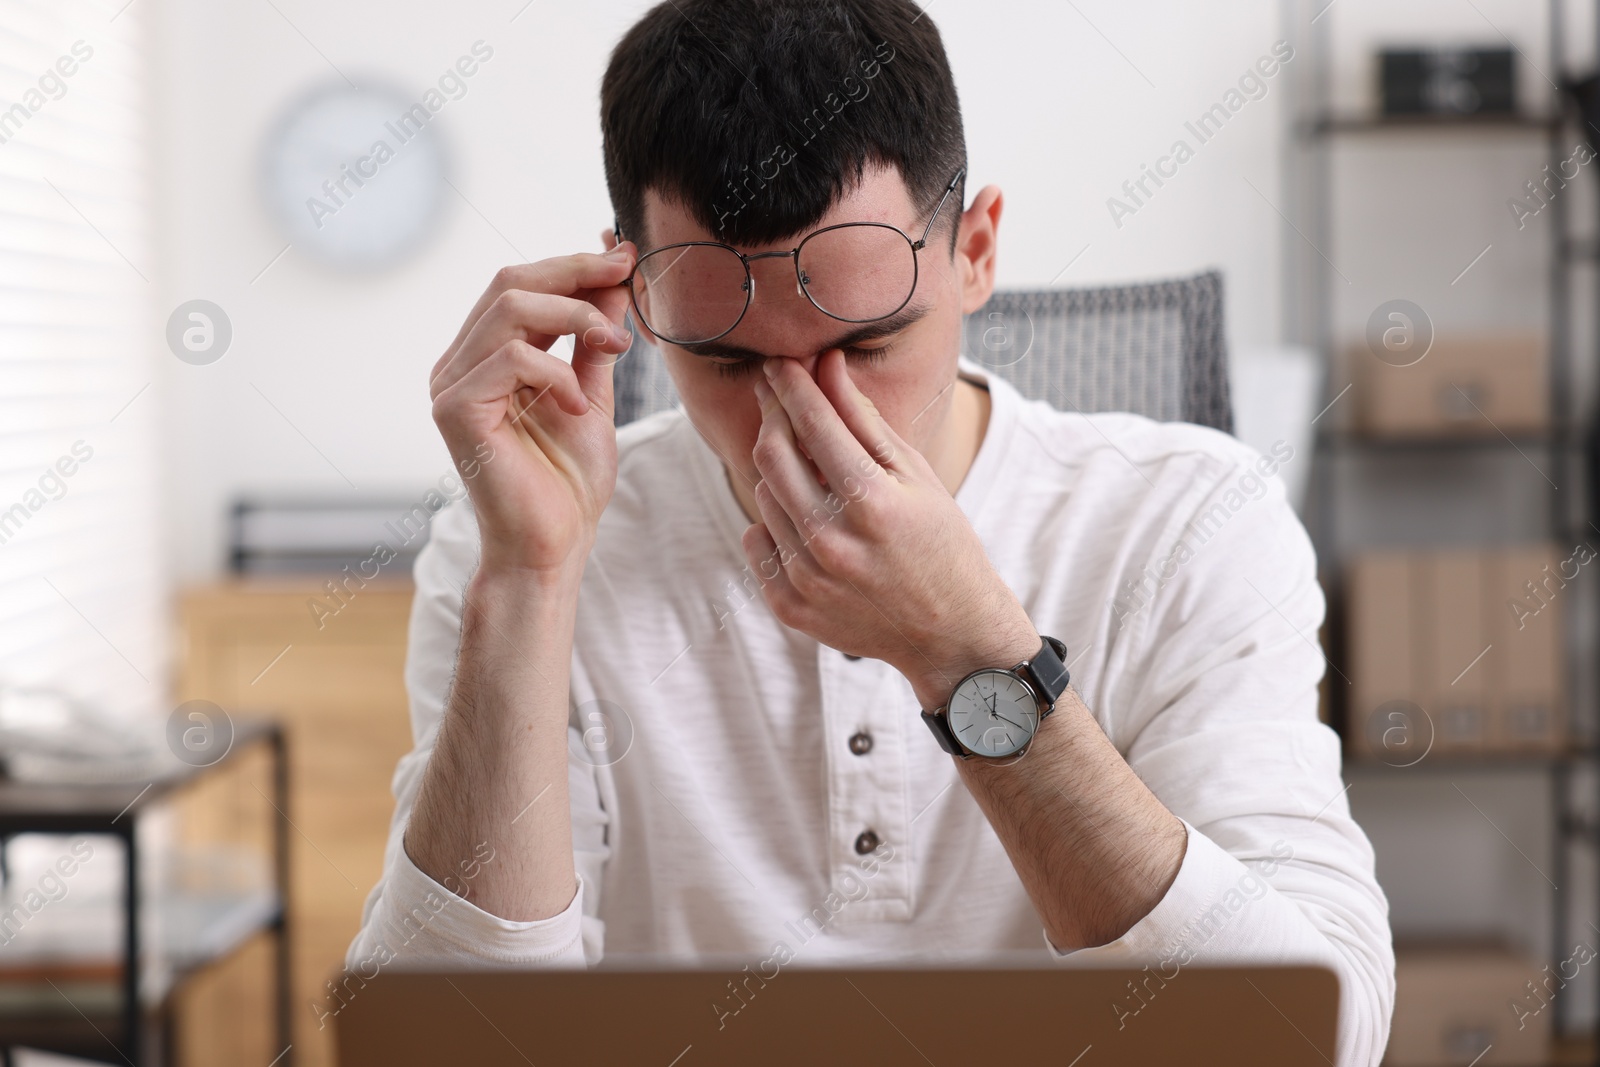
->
[[741, 349, 1039, 708]]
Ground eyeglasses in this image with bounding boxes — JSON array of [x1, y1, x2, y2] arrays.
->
[[613, 167, 965, 347]]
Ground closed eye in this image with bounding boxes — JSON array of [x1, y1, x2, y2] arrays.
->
[[713, 342, 898, 379]]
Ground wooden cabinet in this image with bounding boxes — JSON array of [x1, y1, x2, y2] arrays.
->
[[173, 581, 415, 1067]]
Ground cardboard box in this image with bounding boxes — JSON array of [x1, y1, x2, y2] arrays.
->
[[1346, 546, 1566, 760], [1420, 550, 1488, 752], [1347, 552, 1425, 761], [1351, 336, 1546, 439], [1488, 545, 1566, 751], [1387, 945, 1551, 1066]]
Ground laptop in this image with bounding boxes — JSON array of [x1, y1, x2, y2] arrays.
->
[[335, 962, 1339, 1066]]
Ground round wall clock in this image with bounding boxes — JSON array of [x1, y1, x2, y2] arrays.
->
[[260, 81, 447, 271]]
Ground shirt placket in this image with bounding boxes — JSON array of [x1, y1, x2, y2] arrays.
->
[[817, 646, 912, 925]]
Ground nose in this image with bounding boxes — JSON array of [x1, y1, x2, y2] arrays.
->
[[784, 353, 821, 378]]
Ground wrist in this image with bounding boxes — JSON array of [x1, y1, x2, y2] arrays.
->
[[473, 549, 589, 602], [464, 559, 585, 632], [905, 608, 1040, 710], [455, 562, 582, 729]]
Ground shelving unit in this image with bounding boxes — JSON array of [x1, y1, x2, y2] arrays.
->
[[0, 719, 290, 1066], [1293, 0, 1600, 1056]]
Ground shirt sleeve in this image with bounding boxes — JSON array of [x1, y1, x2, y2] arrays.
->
[[345, 496, 612, 972], [1050, 438, 1395, 1067]]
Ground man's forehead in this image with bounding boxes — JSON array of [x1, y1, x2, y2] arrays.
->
[[641, 164, 918, 250]]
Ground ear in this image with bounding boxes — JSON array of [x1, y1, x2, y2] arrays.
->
[[954, 184, 1003, 315]]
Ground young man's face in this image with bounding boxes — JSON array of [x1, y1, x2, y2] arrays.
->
[[633, 164, 993, 488]]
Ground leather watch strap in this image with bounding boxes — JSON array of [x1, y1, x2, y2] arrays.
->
[[920, 707, 964, 757], [1023, 636, 1070, 708]]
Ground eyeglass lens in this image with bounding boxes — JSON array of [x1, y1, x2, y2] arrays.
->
[[632, 223, 918, 346]]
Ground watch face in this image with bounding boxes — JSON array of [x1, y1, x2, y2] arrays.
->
[[948, 670, 1038, 758]]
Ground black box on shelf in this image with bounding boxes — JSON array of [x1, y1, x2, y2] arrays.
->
[[1380, 48, 1515, 116]]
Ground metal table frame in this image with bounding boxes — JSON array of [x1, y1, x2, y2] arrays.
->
[[0, 719, 290, 1066]]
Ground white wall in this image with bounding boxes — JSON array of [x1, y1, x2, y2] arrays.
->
[[150, 0, 1291, 582]]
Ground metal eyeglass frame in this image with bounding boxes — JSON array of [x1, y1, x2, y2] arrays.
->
[[611, 166, 966, 347]]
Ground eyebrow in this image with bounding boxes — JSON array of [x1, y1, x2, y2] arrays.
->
[[679, 302, 933, 361]]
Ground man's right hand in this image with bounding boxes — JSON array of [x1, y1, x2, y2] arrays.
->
[[428, 247, 637, 581]]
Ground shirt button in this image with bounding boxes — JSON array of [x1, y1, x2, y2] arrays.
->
[[843, 653, 861, 661], [848, 731, 873, 756], [854, 829, 881, 855]]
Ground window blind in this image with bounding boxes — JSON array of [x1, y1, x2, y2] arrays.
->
[[0, 0, 165, 719]]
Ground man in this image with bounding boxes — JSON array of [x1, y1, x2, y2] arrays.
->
[[349, 1, 1392, 1062]]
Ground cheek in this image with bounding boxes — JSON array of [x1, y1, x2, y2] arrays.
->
[[668, 362, 764, 462], [730, 401, 763, 462], [855, 363, 929, 442]]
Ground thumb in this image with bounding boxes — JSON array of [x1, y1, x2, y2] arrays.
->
[[572, 248, 636, 416]]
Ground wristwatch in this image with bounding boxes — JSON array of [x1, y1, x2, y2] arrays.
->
[[920, 636, 1070, 760]]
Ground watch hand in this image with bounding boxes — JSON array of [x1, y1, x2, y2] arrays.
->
[[994, 711, 1026, 731]]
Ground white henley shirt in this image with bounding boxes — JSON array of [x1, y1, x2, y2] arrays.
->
[[349, 355, 1394, 1065]]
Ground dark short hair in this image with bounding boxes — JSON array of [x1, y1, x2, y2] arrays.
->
[[600, 0, 967, 255]]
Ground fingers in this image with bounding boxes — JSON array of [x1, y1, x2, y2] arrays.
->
[[440, 250, 637, 367], [567, 290, 633, 365], [431, 339, 590, 444], [812, 349, 913, 476], [762, 353, 881, 494], [750, 479, 812, 577], [432, 289, 633, 399], [740, 518, 798, 602], [751, 376, 829, 530], [569, 283, 630, 422]]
